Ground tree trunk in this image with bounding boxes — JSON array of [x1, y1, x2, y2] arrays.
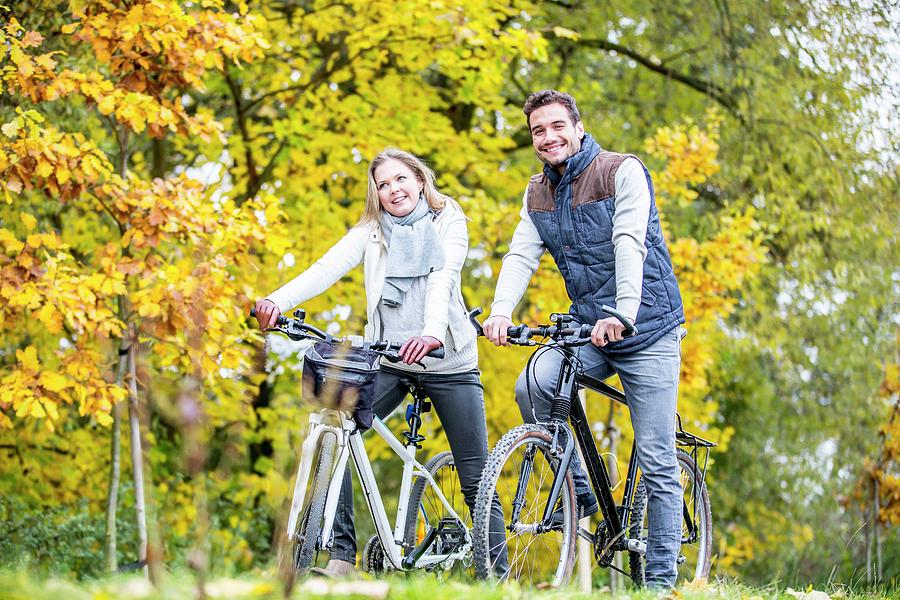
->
[[127, 341, 148, 571], [866, 479, 873, 585], [113, 124, 151, 578], [104, 297, 132, 572], [104, 395, 122, 571], [874, 478, 881, 584]]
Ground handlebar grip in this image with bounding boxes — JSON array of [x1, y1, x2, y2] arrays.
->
[[507, 325, 525, 338], [427, 347, 445, 359], [250, 306, 287, 326]]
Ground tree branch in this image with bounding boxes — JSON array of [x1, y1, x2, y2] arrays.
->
[[0, 443, 71, 456], [558, 36, 744, 122], [224, 69, 260, 194], [236, 138, 288, 205]]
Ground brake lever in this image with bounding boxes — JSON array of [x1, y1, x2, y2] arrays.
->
[[467, 307, 485, 337], [278, 326, 306, 342]]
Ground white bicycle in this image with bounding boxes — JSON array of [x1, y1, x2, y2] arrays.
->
[[253, 308, 473, 574]]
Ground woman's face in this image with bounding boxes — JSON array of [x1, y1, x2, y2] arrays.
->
[[374, 159, 422, 218]]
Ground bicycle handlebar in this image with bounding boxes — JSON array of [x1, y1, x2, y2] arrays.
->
[[250, 307, 445, 360], [467, 305, 638, 347]]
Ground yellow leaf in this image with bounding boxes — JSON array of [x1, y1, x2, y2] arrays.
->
[[57, 167, 71, 185], [17, 346, 40, 371], [34, 159, 53, 177], [36, 302, 63, 333], [30, 400, 46, 418], [552, 26, 580, 41], [35, 53, 56, 71], [0, 229, 25, 253], [40, 372, 68, 393], [21, 212, 37, 231], [97, 95, 116, 115], [42, 398, 60, 420], [1, 120, 19, 138]]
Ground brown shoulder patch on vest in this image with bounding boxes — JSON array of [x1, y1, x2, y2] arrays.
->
[[608, 153, 646, 191], [572, 151, 630, 208], [526, 172, 555, 213]]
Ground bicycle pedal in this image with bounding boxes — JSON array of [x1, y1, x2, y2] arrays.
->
[[438, 517, 464, 536], [435, 518, 465, 553]]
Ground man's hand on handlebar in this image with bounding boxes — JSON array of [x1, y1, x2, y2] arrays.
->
[[253, 299, 281, 330], [399, 336, 443, 365], [483, 315, 514, 346], [591, 317, 629, 347]]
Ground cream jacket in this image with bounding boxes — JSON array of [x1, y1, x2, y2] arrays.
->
[[266, 201, 476, 351]]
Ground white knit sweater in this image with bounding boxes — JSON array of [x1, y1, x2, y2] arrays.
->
[[266, 201, 478, 371]]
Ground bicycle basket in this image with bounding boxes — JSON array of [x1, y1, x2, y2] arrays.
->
[[301, 340, 380, 429]]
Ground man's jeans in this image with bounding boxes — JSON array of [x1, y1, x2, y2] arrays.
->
[[330, 366, 508, 572], [514, 327, 683, 587]]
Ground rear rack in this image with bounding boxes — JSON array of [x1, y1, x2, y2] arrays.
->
[[675, 413, 716, 448]]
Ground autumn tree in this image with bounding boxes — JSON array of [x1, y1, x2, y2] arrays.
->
[[0, 0, 284, 575]]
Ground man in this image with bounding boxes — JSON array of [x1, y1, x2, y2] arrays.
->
[[483, 89, 685, 588]]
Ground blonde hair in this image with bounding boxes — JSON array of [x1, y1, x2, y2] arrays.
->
[[359, 148, 458, 225]]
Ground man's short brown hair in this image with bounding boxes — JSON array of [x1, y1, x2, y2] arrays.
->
[[523, 89, 581, 128]]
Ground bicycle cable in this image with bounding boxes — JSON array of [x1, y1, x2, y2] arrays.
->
[[524, 339, 586, 423]]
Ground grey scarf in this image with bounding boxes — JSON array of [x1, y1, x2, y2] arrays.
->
[[379, 195, 445, 307]]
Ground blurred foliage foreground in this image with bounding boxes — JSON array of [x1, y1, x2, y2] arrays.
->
[[0, 570, 898, 600]]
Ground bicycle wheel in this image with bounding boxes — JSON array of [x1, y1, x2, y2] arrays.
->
[[293, 431, 339, 572], [403, 450, 471, 572], [472, 424, 577, 587], [628, 448, 712, 586]]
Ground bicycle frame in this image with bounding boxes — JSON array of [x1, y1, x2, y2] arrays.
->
[[527, 346, 711, 558], [529, 349, 640, 552], [286, 408, 471, 570]]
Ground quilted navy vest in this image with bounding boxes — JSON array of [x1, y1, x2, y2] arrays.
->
[[526, 133, 684, 354]]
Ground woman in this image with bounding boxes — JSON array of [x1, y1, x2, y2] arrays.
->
[[254, 148, 506, 577]]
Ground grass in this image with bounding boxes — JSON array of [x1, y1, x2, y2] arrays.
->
[[1, 569, 898, 600]]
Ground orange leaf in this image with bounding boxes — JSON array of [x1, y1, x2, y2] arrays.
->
[[22, 31, 45, 48]]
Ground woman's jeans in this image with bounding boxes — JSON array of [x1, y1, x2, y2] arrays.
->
[[329, 365, 508, 572], [514, 327, 683, 588]]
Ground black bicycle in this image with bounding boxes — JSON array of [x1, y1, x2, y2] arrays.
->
[[469, 306, 714, 587]]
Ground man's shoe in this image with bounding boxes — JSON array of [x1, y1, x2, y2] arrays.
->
[[309, 558, 356, 578], [577, 491, 599, 519], [549, 491, 600, 527]]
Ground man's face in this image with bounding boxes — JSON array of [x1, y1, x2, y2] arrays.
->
[[528, 102, 584, 168]]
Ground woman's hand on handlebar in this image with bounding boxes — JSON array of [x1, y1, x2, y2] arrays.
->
[[483, 315, 514, 346], [253, 299, 281, 330], [399, 336, 442, 365]]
